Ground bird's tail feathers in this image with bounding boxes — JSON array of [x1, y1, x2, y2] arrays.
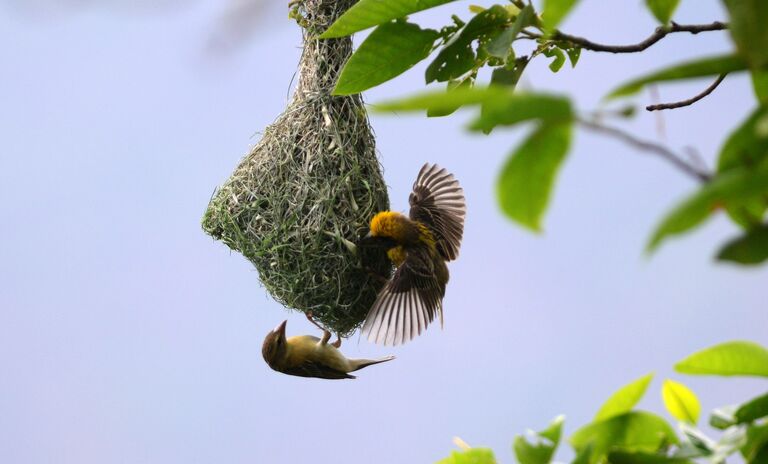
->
[[350, 355, 395, 372]]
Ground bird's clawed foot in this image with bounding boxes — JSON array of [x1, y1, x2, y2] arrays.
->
[[319, 330, 342, 347]]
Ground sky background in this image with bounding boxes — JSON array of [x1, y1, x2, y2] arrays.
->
[[1, 1, 766, 463]]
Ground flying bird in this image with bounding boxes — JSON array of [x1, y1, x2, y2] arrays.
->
[[360, 163, 466, 345], [262, 320, 395, 379]]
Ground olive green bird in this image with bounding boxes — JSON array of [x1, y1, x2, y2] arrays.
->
[[360, 163, 466, 346], [262, 320, 395, 380]]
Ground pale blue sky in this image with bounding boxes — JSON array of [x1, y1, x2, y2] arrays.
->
[[1, 1, 766, 463]]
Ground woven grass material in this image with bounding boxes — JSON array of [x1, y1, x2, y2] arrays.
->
[[202, 0, 390, 337]]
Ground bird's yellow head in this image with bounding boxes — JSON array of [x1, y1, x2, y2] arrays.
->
[[262, 320, 288, 369], [369, 211, 410, 241]]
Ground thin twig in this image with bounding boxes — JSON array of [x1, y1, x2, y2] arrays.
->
[[646, 73, 728, 111], [525, 21, 727, 53], [578, 118, 713, 183]]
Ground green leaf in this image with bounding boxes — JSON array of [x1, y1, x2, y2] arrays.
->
[[718, 106, 768, 172], [513, 416, 565, 464], [661, 380, 701, 424], [645, 0, 681, 24], [490, 67, 519, 87], [480, 61, 530, 133], [320, 0, 458, 38], [735, 392, 768, 423], [717, 105, 768, 227], [544, 47, 566, 72], [607, 451, 693, 464], [486, 4, 535, 58], [496, 122, 572, 231], [470, 93, 572, 132], [491, 57, 528, 90], [333, 22, 438, 95], [375, 88, 572, 130], [742, 423, 768, 463], [675, 341, 768, 377], [436, 448, 497, 464], [426, 5, 511, 83], [722, 195, 768, 230], [572, 444, 593, 464], [718, 107, 768, 225], [539, 417, 564, 443], [607, 54, 748, 99], [750, 444, 768, 464], [722, 0, 768, 70], [723, 196, 767, 230], [646, 161, 768, 253], [426, 36, 475, 84], [374, 85, 509, 114], [717, 225, 768, 265], [595, 374, 655, 422], [427, 76, 474, 117], [570, 412, 678, 464], [566, 47, 582, 67], [753, 70, 768, 104], [542, 0, 579, 31]]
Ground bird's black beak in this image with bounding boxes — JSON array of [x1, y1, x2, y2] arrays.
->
[[358, 230, 374, 248]]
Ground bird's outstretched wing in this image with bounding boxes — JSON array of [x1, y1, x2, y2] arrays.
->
[[361, 247, 445, 346], [409, 163, 466, 261], [283, 361, 355, 380]]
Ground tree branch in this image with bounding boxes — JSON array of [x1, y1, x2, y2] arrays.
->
[[577, 118, 713, 183], [645, 73, 727, 111], [526, 21, 727, 53]]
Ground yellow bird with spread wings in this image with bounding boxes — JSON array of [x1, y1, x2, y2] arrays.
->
[[360, 163, 466, 345]]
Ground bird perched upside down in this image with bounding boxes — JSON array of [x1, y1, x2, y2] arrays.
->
[[262, 320, 395, 379], [360, 163, 466, 346]]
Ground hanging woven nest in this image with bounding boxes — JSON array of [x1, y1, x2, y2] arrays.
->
[[202, 0, 390, 337]]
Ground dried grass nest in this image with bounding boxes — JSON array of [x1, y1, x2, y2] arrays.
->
[[202, 0, 391, 337]]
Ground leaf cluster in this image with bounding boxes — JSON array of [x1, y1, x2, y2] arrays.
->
[[434, 341, 768, 464], [321, 0, 768, 265]]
